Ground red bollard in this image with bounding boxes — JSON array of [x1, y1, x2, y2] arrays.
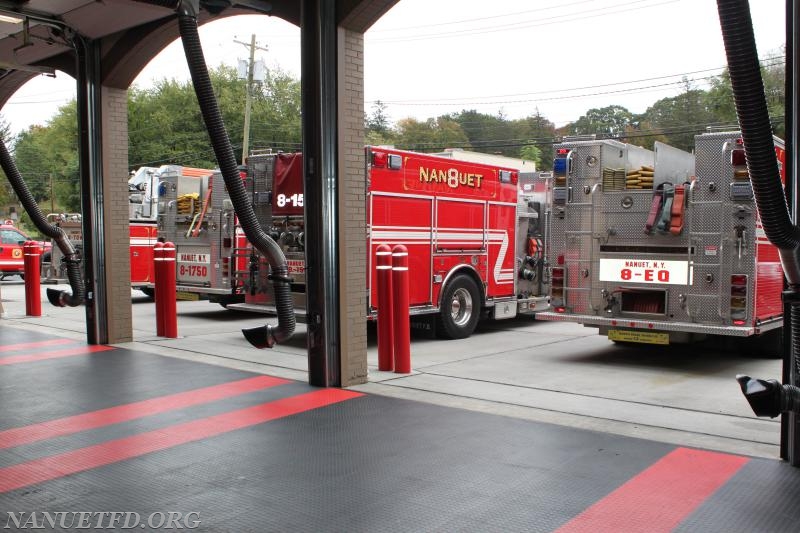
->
[[376, 244, 394, 371], [391, 244, 411, 373], [23, 241, 42, 317], [162, 241, 178, 338], [153, 242, 165, 336]]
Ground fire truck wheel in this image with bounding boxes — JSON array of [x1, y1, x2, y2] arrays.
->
[[437, 274, 481, 340], [140, 288, 155, 300]]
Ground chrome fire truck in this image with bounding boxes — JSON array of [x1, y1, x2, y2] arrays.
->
[[155, 165, 247, 307], [536, 131, 785, 354], [127, 165, 217, 297], [227, 148, 550, 339], [45, 166, 214, 295]]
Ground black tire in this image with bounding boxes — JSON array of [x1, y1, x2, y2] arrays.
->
[[140, 287, 155, 300], [436, 274, 481, 339], [41, 251, 51, 264]]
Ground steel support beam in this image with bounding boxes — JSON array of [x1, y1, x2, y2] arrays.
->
[[301, 0, 341, 386], [75, 37, 109, 345], [782, 0, 800, 465]]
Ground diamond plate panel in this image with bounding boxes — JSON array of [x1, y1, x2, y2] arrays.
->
[[156, 166, 237, 295], [543, 134, 775, 333]]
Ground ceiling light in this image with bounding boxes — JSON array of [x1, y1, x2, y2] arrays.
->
[[0, 14, 23, 24]]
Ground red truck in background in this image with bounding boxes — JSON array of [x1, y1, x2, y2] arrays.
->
[[218, 148, 550, 339]]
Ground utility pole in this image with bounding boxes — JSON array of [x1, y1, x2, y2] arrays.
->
[[234, 34, 268, 164]]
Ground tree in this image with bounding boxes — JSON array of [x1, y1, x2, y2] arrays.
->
[[511, 109, 556, 170], [0, 114, 17, 219], [570, 105, 634, 138], [12, 101, 81, 213], [394, 117, 470, 152], [519, 145, 542, 168], [8, 63, 302, 222], [249, 65, 302, 152], [703, 47, 785, 138], [366, 100, 390, 135], [636, 77, 720, 151], [447, 110, 516, 156], [128, 64, 302, 169]]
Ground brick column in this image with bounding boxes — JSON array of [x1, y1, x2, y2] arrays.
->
[[100, 87, 133, 343], [337, 28, 367, 386]]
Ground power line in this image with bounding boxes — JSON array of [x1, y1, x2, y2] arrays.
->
[[373, 0, 599, 32], [397, 117, 785, 152], [369, 0, 682, 44], [370, 57, 785, 107]]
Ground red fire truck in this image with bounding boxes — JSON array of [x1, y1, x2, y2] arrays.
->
[[536, 131, 785, 355], [222, 148, 550, 339]]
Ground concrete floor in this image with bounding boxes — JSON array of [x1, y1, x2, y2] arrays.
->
[[0, 278, 783, 459]]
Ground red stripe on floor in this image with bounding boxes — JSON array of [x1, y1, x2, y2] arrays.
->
[[0, 338, 75, 353], [0, 375, 290, 449], [0, 388, 362, 493], [555, 447, 749, 533], [0, 344, 114, 365]]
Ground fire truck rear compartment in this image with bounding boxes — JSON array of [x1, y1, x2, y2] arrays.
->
[[619, 288, 667, 315]]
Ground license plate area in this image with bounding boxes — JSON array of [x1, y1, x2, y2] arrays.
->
[[608, 329, 669, 345], [176, 291, 201, 301]]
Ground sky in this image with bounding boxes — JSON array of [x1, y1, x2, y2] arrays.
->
[[0, 0, 787, 136]]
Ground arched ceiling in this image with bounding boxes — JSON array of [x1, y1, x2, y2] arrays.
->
[[0, 0, 399, 104]]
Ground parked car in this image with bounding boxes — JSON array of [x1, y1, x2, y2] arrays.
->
[[0, 221, 51, 279]]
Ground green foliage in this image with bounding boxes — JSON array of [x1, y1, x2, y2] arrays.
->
[[248, 65, 302, 152], [519, 145, 542, 168], [447, 110, 515, 155], [0, 114, 16, 217], [570, 105, 635, 138], [394, 117, 470, 152], [511, 110, 556, 170], [8, 63, 302, 218], [12, 101, 80, 212], [128, 64, 301, 169], [366, 101, 392, 138]]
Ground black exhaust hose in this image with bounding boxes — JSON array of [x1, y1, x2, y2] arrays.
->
[[717, 0, 800, 284], [718, 0, 800, 422], [139, 0, 180, 7], [176, 5, 295, 347], [0, 138, 83, 307]]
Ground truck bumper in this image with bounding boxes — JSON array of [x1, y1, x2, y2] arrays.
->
[[535, 311, 782, 337]]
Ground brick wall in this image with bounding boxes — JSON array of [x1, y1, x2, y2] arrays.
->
[[338, 28, 368, 386], [101, 87, 133, 343]]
